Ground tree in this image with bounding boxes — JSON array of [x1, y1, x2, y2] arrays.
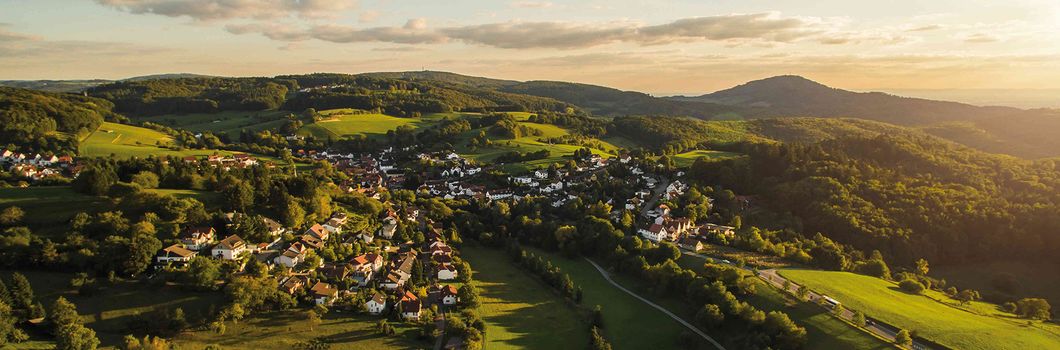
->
[[305, 309, 321, 331], [915, 258, 930, 276], [8, 273, 33, 312], [130, 171, 160, 189], [222, 180, 254, 212], [695, 304, 724, 328], [72, 165, 116, 196], [56, 324, 99, 350], [124, 229, 161, 276], [894, 329, 912, 347], [0, 206, 24, 226], [853, 310, 867, 327], [955, 289, 980, 305], [898, 279, 925, 294], [589, 326, 612, 350], [49, 297, 81, 332], [458, 284, 479, 307], [1015, 298, 1052, 320], [185, 256, 221, 290], [0, 301, 19, 347], [456, 262, 473, 283], [796, 285, 809, 301]]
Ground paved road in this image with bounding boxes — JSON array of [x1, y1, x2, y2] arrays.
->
[[584, 258, 727, 350], [639, 177, 671, 218]]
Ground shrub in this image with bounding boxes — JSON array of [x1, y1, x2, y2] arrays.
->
[[898, 279, 925, 294]]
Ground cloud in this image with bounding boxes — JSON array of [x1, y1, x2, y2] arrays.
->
[[511, 1, 553, 8], [226, 13, 892, 50], [0, 24, 40, 42], [95, 0, 357, 21], [359, 10, 380, 23], [963, 33, 999, 43], [905, 24, 944, 32]]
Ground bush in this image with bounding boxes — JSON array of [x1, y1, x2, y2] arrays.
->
[[898, 279, 925, 294]]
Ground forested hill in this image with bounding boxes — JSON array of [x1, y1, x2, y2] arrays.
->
[[0, 87, 120, 154], [689, 129, 1060, 267]]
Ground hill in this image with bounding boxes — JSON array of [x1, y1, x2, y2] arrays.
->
[[500, 80, 742, 119], [672, 75, 1060, 158], [0, 86, 120, 154]]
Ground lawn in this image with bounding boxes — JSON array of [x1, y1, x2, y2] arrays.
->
[[671, 150, 743, 167], [174, 311, 422, 350], [3, 270, 226, 349], [454, 117, 621, 173], [296, 109, 447, 140], [523, 249, 699, 350], [0, 186, 106, 235], [80, 122, 231, 159], [135, 110, 291, 136], [460, 244, 588, 350], [780, 269, 1060, 350]]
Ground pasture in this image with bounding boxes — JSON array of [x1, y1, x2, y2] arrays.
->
[[296, 109, 450, 140], [779, 269, 1060, 350], [670, 150, 743, 167], [460, 244, 588, 349], [80, 122, 229, 158]]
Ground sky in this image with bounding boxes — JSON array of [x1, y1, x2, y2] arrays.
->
[[2, 0, 1060, 98]]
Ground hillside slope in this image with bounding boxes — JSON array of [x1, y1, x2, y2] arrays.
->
[[0, 87, 120, 154]]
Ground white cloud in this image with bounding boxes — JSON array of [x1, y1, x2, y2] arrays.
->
[[96, 0, 357, 21], [511, 1, 553, 9]]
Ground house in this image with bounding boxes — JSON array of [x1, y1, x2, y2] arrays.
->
[[638, 224, 669, 242], [429, 284, 459, 306], [301, 234, 325, 250], [275, 242, 308, 268], [365, 292, 387, 315], [278, 275, 307, 295], [156, 244, 196, 264], [381, 271, 410, 290], [437, 264, 458, 280], [678, 237, 704, 252], [351, 253, 385, 272], [179, 227, 216, 250], [305, 223, 329, 241], [310, 281, 338, 306], [533, 169, 550, 179], [320, 263, 353, 280], [700, 223, 737, 238], [323, 218, 344, 234], [400, 292, 422, 320], [212, 235, 247, 260], [262, 217, 285, 237], [378, 220, 398, 239]]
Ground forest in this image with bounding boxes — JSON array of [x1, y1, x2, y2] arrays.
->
[[0, 87, 121, 155]]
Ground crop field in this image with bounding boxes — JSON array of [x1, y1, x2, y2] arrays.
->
[[460, 244, 588, 349], [780, 269, 1060, 350], [135, 110, 291, 136]]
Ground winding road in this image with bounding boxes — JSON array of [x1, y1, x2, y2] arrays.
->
[[584, 258, 727, 350]]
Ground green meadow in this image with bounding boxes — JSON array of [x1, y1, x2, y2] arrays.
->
[[296, 109, 451, 140], [460, 244, 588, 350], [780, 269, 1060, 350], [80, 122, 230, 158], [670, 150, 743, 167]]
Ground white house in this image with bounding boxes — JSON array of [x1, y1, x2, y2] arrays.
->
[[310, 282, 338, 306], [533, 169, 550, 179], [212, 235, 247, 260], [437, 264, 458, 280], [638, 224, 669, 242], [180, 227, 216, 251], [274, 242, 308, 268], [365, 293, 387, 315], [156, 244, 196, 264]]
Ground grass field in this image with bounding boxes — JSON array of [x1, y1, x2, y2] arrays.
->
[[80, 122, 231, 158], [454, 116, 621, 173], [174, 311, 422, 350], [0, 186, 106, 235], [780, 269, 1060, 350], [296, 109, 449, 140], [522, 249, 700, 350], [136, 111, 291, 136], [460, 244, 588, 349], [670, 150, 743, 167], [4, 270, 226, 348], [932, 261, 1060, 310]]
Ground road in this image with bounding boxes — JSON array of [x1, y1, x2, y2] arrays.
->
[[639, 177, 671, 218], [584, 258, 727, 350], [433, 314, 446, 350]]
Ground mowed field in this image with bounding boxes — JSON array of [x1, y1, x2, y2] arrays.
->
[[780, 269, 1060, 350], [671, 150, 743, 167], [136, 110, 290, 136], [523, 249, 698, 350], [460, 244, 588, 349], [80, 122, 230, 158], [455, 112, 621, 172], [296, 109, 451, 140], [0, 186, 106, 235]]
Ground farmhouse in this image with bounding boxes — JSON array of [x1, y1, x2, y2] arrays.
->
[[212, 235, 247, 260]]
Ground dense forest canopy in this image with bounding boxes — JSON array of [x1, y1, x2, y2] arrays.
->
[[0, 87, 119, 154], [87, 77, 293, 116], [690, 134, 1060, 266]]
